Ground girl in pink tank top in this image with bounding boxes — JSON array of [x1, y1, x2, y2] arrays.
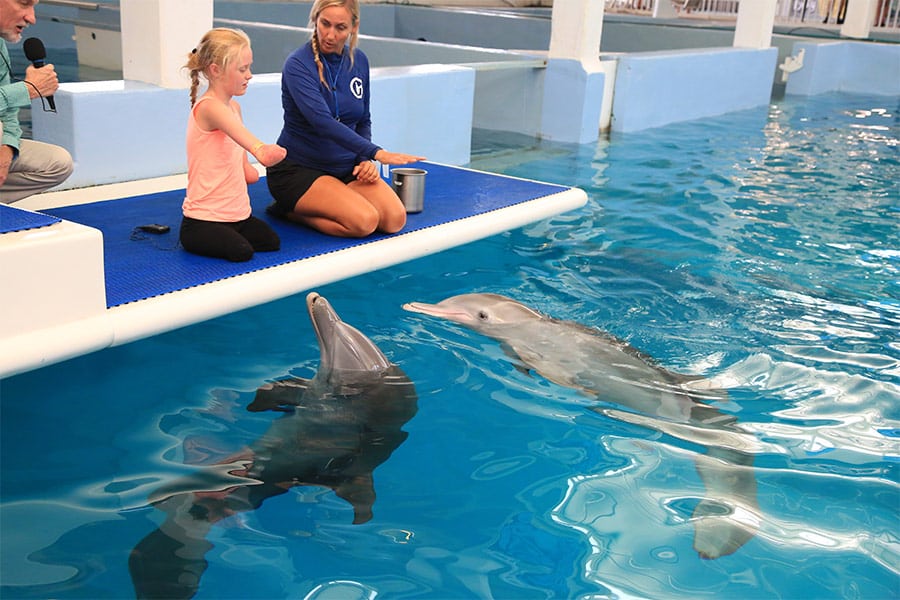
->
[[181, 28, 287, 262]]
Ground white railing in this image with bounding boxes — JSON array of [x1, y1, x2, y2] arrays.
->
[[876, 0, 900, 27], [605, 0, 899, 30], [680, 0, 740, 15], [39, 0, 101, 8], [777, 0, 899, 27], [605, 0, 739, 16], [604, 0, 654, 11]]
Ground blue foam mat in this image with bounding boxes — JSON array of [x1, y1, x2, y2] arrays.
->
[[46, 163, 569, 308], [0, 204, 61, 234]]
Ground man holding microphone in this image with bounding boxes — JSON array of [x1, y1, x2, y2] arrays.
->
[[1, 0, 73, 204]]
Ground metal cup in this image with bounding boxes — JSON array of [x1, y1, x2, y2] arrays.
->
[[391, 168, 427, 213]]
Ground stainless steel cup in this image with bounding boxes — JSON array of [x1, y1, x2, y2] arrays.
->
[[391, 168, 427, 213]]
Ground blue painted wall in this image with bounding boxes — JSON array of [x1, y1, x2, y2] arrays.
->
[[227, 20, 531, 75], [786, 42, 900, 96], [214, 2, 551, 50], [472, 64, 547, 136], [34, 66, 475, 189], [611, 47, 778, 133], [541, 59, 606, 144]]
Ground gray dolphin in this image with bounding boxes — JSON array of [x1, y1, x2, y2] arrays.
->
[[403, 292, 759, 559], [129, 292, 418, 599]]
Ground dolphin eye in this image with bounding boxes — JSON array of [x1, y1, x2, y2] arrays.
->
[[477, 310, 489, 321]]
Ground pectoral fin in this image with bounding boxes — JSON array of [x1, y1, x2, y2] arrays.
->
[[334, 475, 376, 525], [692, 499, 759, 559], [691, 449, 760, 559], [248, 378, 311, 412]]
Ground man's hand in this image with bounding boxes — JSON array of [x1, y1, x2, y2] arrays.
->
[[24, 63, 60, 99], [0, 145, 13, 187]]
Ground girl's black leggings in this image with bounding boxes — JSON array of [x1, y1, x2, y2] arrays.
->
[[180, 215, 280, 262]]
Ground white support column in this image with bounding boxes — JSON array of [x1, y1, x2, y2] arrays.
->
[[841, 0, 877, 39], [548, 0, 605, 70], [541, 0, 607, 144], [120, 0, 213, 89], [733, 0, 777, 48]]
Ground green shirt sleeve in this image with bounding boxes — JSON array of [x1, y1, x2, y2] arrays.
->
[[1, 40, 29, 154]]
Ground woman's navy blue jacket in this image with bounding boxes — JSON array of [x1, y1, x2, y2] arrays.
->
[[277, 41, 380, 176]]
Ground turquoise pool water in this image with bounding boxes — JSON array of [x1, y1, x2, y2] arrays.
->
[[2, 92, 898, 599]]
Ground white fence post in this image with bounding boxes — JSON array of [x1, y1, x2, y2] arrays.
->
[[120, 0, 213, 89], [841, 0, 878, 38], [654, 0, 679, 18], [734, 0, 778, 48], [542, 0, 607, 143]]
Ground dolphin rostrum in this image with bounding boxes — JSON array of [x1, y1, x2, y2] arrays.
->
[[129, 292, 418, 599], [403, 292, 759, 559]]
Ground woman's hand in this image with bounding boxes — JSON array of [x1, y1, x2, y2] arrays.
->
[[253, 144, 287, 167], [353, 160, 381, 183], [374, 149, 426, 166]]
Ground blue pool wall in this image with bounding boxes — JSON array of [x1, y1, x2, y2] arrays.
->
[[785, 41, 900, 96], [610, 47, 778, 133], [215, 1, 552, 51], [27, 3, 899, 190], [34, 64, 476, 189], [540, 59, 607, 144]]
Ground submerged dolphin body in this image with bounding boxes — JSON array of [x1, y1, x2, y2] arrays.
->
[[129, 293, 418, 599], [403, 292, 759, 560]]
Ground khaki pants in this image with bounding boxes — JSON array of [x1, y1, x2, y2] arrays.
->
[[1, 139, 73, 204]]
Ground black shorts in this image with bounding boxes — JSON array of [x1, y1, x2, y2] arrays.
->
[[266, 159, 356, 216]]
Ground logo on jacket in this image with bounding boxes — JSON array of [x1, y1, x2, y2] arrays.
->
[[350, 77, 364, 99]]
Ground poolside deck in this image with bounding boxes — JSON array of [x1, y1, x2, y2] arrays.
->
[[0, 163, 587, 378]]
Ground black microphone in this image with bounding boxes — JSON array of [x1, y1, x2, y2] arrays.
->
[[23, 37, 55, 111]]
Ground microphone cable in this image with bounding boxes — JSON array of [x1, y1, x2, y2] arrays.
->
[[0, 47, 56, 113]]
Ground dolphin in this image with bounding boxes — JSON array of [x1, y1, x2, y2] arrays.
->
[[403, 292, 759, 559], [129, 292, 418, 599]]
